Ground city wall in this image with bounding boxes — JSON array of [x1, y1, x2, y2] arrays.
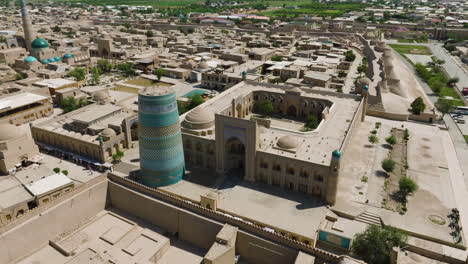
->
[[0, 177, 108, 264]]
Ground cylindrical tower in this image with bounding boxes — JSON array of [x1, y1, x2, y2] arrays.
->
[[19, 0, 34, 52], [138, 86, 185, 188]]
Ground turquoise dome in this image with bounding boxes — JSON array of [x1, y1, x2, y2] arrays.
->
[[40, 59, 49, 64], [332, 150, 342, 159], [363, 85, 369, 91], [24, 56, 37, 63], [54, 56, 61, 61], [63, 53, 73, 59], [31, 38, 49, 49], [47, 58, 55, 63]]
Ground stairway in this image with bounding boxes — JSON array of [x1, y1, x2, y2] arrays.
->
[[356, 211, 382, 226], [368, 102, 385, 112]]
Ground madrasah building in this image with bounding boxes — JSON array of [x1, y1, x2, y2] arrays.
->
[[178, 81, 365, 205]]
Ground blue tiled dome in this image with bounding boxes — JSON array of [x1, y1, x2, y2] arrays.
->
[[332, 150, 342, 159], [24, 56, 37, 63], [47, 58, 55, 63], [41, 59, 49, 64], [31, 37, 49, 49], [63, 53, 73, 59], [54, 56, 61, 61]]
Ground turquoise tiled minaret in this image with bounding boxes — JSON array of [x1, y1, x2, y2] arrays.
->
[[138, 87, 184, 187]]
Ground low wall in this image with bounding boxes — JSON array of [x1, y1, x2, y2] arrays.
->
[[0, 177, 108, 264], [107, 174, 340, 263]]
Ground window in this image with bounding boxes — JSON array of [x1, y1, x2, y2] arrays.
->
[[314, 175, 323, 182], [287, 167, 295, 175], [273, 164, 281, 171], [301, 171, 309, 178], [6, 214, 11, 221]]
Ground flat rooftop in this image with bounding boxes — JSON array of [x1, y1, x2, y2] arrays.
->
[[72, 104, 122, 124], [33, 78, 76, 89], [0, 176, 33, 210], [18, 211, 205, 264], [0, 92, 49, 112]]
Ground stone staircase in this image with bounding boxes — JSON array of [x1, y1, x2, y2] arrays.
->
[[368, 101, 385, 112], [355, 211, 382, 226]]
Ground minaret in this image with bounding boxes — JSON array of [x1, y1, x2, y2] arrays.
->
[[19, 0, 34, 52]]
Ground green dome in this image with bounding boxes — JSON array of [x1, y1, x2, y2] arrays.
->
[[31, 37, 49, 49], [63, 53, 73, 59], [24, 56, 37, 63], [332, 150, 342, 159], [40, 59, 49, 64], [54, 56, 61, 61], [47, 58, 55, 63]]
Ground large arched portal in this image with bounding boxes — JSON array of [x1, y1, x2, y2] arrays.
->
[[287, 105, 297, 117], [225, 137, 245, 175]]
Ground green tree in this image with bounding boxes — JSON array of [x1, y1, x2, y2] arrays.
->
[[382, 159, 395, 173], [257, 100, 274, 115], [344, 50, 356, 62], [15, 72, 27, 80], [410, 97, 426, 115], [447, 77, 459, 87], [97, 59, 113, 73], [115, 63, 136, 76], [51, 25, 61, 32], [53, 167, 60, 173], [154, 68, 166, 81], [146, 30, 154, 37], [306, 115, 319, 130], [67, 67, 86, 81], [90, 67, 101, 85], [61, 170, 68, 176], [187, 94, 204, 110], [399, 177, 418, 195], [338, 71, 347, 78], [177, 101, 187, 115], [368, 135, 378, 144], [385, 135, 397, 147], [112, 151, 124, 163], [351, 225, 407, 264], [60, 96, 88, 113], [271, 55, 283, 62], [435, 99, 454, 117]]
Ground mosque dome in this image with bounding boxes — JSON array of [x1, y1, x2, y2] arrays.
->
[[93, 91, 110, 104], [101, 128, 116, 137], [63, 53, 73, 59], [183, 107, 214, 129], [40, 59, 49, 64], [277, 135, 298, 149], [24, 56, 37, 63], [198, 61, 209, 70], [54, 56, 61, 61], [47, 58, 55, 63], [31, 37, 49, 49], [0, 123, 25, 142]]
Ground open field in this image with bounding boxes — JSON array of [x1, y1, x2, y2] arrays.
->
[[257, 2, 367, 18], [388, 44, 432, 55], [397, 39, 428, 44]]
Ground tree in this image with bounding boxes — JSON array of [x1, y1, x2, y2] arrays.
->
[[257, 100, 273, 115], [306, 115, 319, 130], [60, 96, 88, 113], [97, 59, 113, 73], [38, 28, 47, 33], [368, 135, 378, 144], [115, 63, 136, 76], [187, 94, 204, 110], [146, 30, 154, 37], [271, 55, 283, 62], [382, 159, 395, 173], [399, 177, 418, 195], [112, 151, 124, 163], [51, 25, 61, 32], [90, 67, 101, 85], [447, 77, 459, 87], [351, 225, 407, 264], [67, 67, 86, 81], [154, 68, 166, 81], [15, 72, 27, 80], [338, 71, 347, 78], [344, 50, 356, 62], [61, 170, 68, 176], [177, 101, 187, 115], [385, 135, 397, 147], [410, 97, 426, 115], [435, 99, 454, 117], [53, 167, 60, 173]]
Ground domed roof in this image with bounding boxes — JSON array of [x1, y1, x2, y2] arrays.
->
[[0, 123, 25, 142], [31, 37, 49, 49], [24, 56, 37, 63], [198, 61, 209, 70], [101, 128, 116, 137], [40, 59, 49, 64], [277, 135, 298, 149], [185, 107, 214, 124], [357, 77, 371, 85], [47, 58, 55, 63], [63, 53, 73, 59], [93, 91, 109, 104], [332, 150, 342, 159], [185, 59, 197, 69], [54, 56, 61, 61]]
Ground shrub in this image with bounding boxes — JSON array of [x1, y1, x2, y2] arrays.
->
[[257, 100, 274, 115], [361, 176, 368, 183], [399, 177, 418, 195], [368, 135, 379, 144], [410, 97, 426, 115], [371, 130, 377, 134], [61, 170, 68, 176], [382, 159, 395, 173], [385, 135, 397, 146], [305, 115, 319, 130], [375, 122, 381, 129], [53, 167, 60, 173]]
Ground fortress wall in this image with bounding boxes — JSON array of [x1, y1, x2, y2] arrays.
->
[[236, 230, 298, 264], [0, 178, 108, 264]]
